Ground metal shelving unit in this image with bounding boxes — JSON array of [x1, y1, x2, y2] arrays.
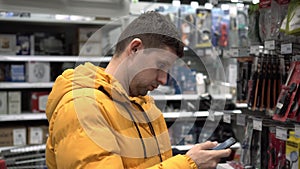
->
[[0, 114, 47, 122], [0, 82, 54, 89], [0, 55, 112, 63]]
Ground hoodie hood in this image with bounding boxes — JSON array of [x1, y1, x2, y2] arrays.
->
[[46, 62, 148, 121]]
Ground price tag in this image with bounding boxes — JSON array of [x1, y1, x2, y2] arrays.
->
[[281, 43, 292, 54], [276, 127, 288, 140], [295, 125, 300, 138], [265, 40, 275, 50], [236, 114, 246, 126], [223, 114, 231, 123], [231, 48, 239, 57], [253, 119, 262, 131], [196, 49, 204, 56], [250, 45, 259, 55]]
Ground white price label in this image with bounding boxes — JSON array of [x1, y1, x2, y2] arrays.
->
[[281, 43, 292, 54], [295, 125, 300, 138], [231, 48, 239, 57], [265, 40, 275, 50], [197, 49, 204, 56], [223, 114, 231, 123], [276, 127, 287, 140], [253, 119, 262, 131], [250, 46, 260, 55], [236, 114, 246, 126]]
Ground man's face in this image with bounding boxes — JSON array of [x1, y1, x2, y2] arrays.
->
[[128, 47, 178, 97]]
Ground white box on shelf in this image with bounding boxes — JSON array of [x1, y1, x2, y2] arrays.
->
[[0, 91, 7, 114], [0, 34, 16, 54], [28, 126, 48, 144], [13, 128, 26, 146], [28, 127, 43, 144], [8, 91, 21, 114], [26, 61, 50, 82]]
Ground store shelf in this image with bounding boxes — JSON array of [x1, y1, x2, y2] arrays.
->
[[0, 113, 47, 122], [172, 142, 241, 151], [0, 110, 242, 122], [0, 82, 54, 89], [163, 110, 242, 119], [0, 17, 114, 25], [0, 55, 112, 62], [151, 94, 200, 101], [150, 94, 233, 101]]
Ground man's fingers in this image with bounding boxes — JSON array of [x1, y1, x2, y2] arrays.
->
[[211, 149, 232, 158], [197, 141, 218, 150]]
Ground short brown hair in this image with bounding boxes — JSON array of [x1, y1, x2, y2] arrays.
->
[[115, 11, 184, 58]]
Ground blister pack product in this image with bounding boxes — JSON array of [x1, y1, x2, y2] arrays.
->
[[248, 4, 261, 45]]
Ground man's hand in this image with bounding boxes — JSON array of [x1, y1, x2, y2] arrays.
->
[[186, 141, 231, 169]]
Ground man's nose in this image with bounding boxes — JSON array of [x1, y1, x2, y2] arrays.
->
[[157, 70, 168, 85]]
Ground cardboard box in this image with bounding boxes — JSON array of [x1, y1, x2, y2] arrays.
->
[[0, 128, 13, 147], [0, 127, 27, 147], [0, 34, 16, 55], [13, 128, 27, 146], [26, 61, 50, 82], [8, 91, 21, 114], [0, 92, 7, 114], [31, 92, 49, 112], [286, 131, 300, 169], [10, 64, 25, 82], [28, 126, 48, 144]]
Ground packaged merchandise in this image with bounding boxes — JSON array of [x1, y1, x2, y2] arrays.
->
[[248, 4, 261, 45], [27, 126, 48, 144], [195, 8, 212, 48], [0, 127, 27, 146], [16, 34, 32, 55], [8, 91, 21, 114], [26, 61, 50, 82], [0, 34, 16, 55], [31, 92, 49, 113], [0, 91, 7, 114], [286, 131, 300, 169]]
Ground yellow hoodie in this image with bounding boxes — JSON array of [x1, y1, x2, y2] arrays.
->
[[46, 62, 197, 169]]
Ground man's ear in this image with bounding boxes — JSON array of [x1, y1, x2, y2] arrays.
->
[[125, 38, 143, 56]]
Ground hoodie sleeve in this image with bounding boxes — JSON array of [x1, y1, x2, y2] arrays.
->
[[147, 155, 198, 169]]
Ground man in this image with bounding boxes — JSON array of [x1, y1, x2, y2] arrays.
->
[[45, 11, 231, 169]]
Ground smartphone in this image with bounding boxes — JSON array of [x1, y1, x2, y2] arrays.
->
[[211, 137, 236, 150]]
